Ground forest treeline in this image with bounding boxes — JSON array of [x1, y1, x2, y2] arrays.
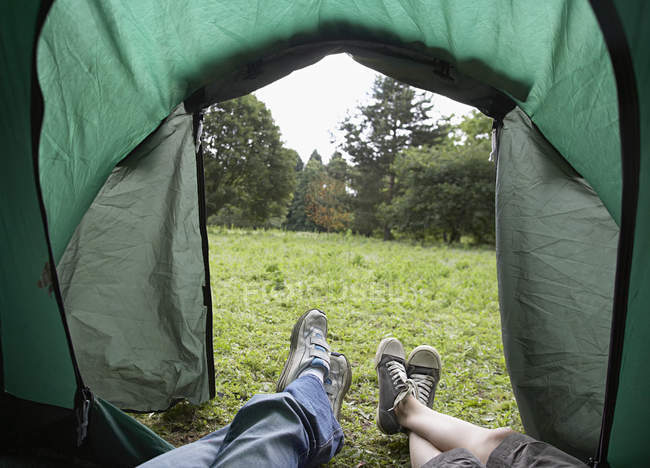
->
[[201, 76, 495, 244]]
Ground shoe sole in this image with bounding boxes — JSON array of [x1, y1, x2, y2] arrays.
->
[[276, 309, 327, 392], [331, 352, 352, 419], [374, 337, 405, 434]]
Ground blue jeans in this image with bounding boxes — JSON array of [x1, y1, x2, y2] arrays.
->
[[139, 375, 344, 467]]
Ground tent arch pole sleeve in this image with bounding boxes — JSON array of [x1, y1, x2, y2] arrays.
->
[[184, 40, 515, 119], [0, 0, 85, 415], [30, 0, 92, 444], [593, 1, 648, 466]]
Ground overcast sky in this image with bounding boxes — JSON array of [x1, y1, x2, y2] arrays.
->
[[254, 53, 474, 163]]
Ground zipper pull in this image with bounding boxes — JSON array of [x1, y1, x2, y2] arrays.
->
[[75, 386, 92, 446], [489, 118, 503, 163]]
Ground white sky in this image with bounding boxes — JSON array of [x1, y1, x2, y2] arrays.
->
[[254, 53, 474, 163]]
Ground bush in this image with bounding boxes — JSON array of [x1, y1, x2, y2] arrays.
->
[[390, 140, 495, 244]]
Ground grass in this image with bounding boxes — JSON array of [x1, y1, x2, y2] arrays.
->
[[136, 227, 522, 466]]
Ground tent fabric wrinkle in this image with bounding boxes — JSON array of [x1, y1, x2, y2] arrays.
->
[[496, 107, 618, 460], [57, 103, 211, 411]]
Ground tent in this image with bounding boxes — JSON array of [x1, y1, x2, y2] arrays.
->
[[1, 0, 647, 466]]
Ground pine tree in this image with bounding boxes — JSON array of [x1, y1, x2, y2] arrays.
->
[[339, 76, 448, 239], [326, 151, 348, 181], [284, 150, 324, 231]]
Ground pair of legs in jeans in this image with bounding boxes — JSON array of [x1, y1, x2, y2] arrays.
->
[[141, 310, 586, 467], [140, 309, 348, 467]]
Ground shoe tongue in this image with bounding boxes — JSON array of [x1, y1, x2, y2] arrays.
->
[[311, 356, 329, 369], [409, 364, 438, 378], [382, 354, 405, 366]]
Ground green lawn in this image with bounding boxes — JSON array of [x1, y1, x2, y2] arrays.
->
[[137, 228, 522, 466]]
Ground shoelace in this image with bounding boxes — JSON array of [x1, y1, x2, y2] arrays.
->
[[410, 372, 435, 406], [386, 361, 418, 411]]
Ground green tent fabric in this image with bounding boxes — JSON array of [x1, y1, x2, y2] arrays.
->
[[600, 1, 650, 465], [57, 103, 213, 411], [496, 107, 619, 459], [2, 0, 650, 466], [1, 393, 174, 466], [83, 397, 174, 466], [0, 0, 78, 410], [0, 1, 174, 464]]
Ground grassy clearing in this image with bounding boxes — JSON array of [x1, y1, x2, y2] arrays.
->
[[137, 228, 522, 466]]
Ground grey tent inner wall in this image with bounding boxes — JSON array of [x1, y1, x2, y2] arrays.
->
[[495, 107, 618, 460], [57, 103, 211, 411]]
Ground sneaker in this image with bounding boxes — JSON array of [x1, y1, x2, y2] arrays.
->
[[325, 352, 352, 419], [406, 345, 442, 409], [276, 309, 330, 392], [374, 337, 417, 434]]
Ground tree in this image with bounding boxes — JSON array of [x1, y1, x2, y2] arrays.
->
[[303, 152, 352, 232], [339, 76, 449, 239], [201, 95, 297, 227], [456, 110, 492, 144], [284, 150, 324, 231], [326, 151, 348, 181], [390, 111, 495, 243], [305, 175, 352, 232]]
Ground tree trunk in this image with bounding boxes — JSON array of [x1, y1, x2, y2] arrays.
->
[[383, 224, 393, 241], [383, 172, 396, 241]]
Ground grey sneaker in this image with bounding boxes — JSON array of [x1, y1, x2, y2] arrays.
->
[[325, 352, 352, 419], [406, 345, 442, 409], [374, 338, 417, 435], [276, 309, 330, 392]]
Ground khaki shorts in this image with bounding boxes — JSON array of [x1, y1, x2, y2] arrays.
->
[[421, 434, 588, 468]]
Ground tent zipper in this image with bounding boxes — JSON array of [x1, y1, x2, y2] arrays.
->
[[193, 110, 216, 399], [32, 0, 92, 447]]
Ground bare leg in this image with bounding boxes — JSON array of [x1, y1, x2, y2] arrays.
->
[[409, 431, 441, 468], [395, 395, 515, 464]]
